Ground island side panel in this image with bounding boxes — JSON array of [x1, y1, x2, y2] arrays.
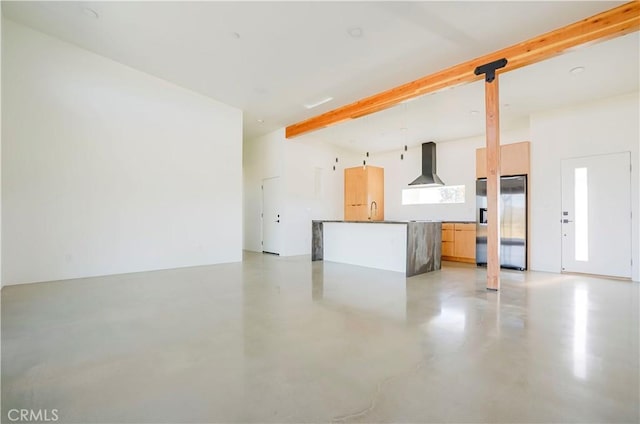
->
[[312, 221, 323, 261], [406, 222, 442, 277], [323, 222, 407, 273]]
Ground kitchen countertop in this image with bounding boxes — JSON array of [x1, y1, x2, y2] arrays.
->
[[313, 220, 441, 225]]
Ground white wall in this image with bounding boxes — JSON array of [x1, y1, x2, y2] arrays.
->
[[2, 20, 243, 285], [368, 127, 531, 222], [281, 140, 354, 256], [529, 92, 639, 281], [243, 129, 358, 256]]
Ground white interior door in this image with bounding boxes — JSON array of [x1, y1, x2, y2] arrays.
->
[[561, 152, 631, 278], [262, 177, 281, 255]]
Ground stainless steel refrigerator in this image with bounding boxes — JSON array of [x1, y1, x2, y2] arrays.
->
[[476, 176, 527, 270]]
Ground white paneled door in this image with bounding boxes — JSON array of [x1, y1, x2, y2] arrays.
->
[[262, 177, 281, 255], [561, 152, 631, 278]]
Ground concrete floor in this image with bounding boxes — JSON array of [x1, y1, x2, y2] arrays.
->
[[1, 252, 638, 423]]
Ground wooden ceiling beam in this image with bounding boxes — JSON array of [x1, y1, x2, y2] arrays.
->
[[286, 1, 640, 139]]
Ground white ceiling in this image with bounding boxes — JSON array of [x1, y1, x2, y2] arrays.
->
[[2, 1, 637, 147], [299, 31, 640, 152]]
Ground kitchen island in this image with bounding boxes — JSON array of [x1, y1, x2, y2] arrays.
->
[[312, 220, 441, 277]]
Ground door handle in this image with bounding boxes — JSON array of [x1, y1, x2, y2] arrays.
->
[[562, 219, 573, 224], [276, 220, 280, 223]]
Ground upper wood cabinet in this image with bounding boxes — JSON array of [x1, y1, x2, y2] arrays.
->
[[476, 141, 530, 178], [344, 167, 366, 206], [344, 166, 384, 221]]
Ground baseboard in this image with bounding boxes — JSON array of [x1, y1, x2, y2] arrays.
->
[[442, 255, 476, 264]]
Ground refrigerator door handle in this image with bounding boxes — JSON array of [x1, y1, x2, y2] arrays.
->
[[479, 208, 488, 224]]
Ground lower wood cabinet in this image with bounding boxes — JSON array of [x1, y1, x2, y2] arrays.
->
[[442, 222, 476, 264], [442, 224, 455, 257]]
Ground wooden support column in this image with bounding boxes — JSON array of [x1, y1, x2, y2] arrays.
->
[[475, 59, 507, 291], [485, 77, 501, 290]]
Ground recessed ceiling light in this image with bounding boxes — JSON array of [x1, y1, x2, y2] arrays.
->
[[570, 66, 585, 75], [82, 7, 99, 19], [470, 110, 479, 116], [257, 119, 264, 124], [303, 96, 333, 109], [347, 27, 363, 38]]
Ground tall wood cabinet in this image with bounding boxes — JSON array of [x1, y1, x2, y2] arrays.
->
[[344, 166, 384, 221]]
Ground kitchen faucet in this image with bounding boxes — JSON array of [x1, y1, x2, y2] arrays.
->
[[369, 201, 378, 220]]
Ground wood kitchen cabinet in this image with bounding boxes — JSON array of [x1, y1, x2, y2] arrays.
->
[[442, 223, 455, 257], [476, 141, 530, 178], [344, 166, 384, 221], [344, 204, 368, 221], [442, 222, 476, 263]]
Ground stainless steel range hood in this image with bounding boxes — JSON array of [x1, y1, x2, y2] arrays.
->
[[409, 142, 445, 186]]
